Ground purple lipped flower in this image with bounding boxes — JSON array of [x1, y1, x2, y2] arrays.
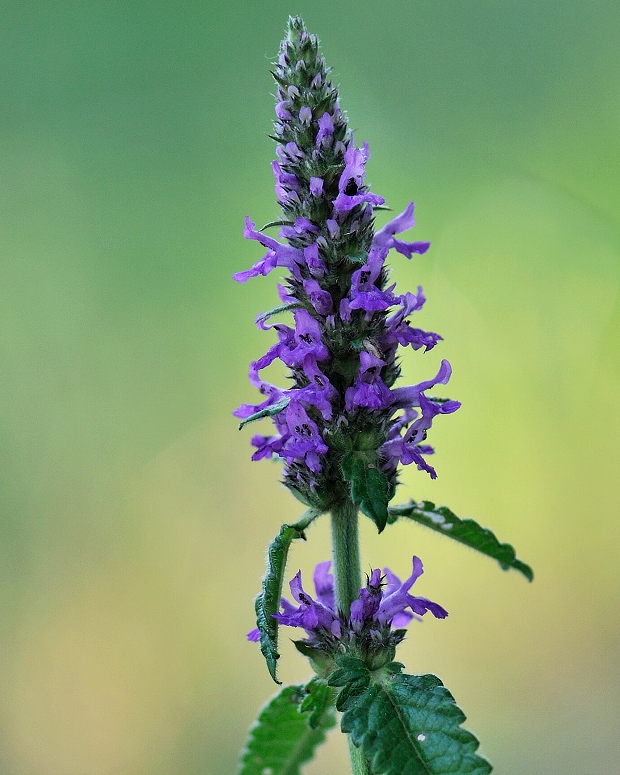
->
[[389, 359, 458, 410], [280, 399, 328, 473], [333, 144, 385, 213], [303, 243, 326, 277], [297, 355, 337, 419], [279, 309, 329, 366], [299, 106, 312, 124], [303, 278, 333, 316], [275, 101, 292, 120], [345, 351, 392, 411], [375, 556, 448, 624], [233, 217, 303, 282], [254, 556, 447, 665], [309, 176, 324, 196], [372, 202, 431, 259], [315, 112, 334, 147], [250, 433, 285, 462]]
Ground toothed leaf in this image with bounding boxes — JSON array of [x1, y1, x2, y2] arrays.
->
[[254, 510, 320, 683], [237, 683, 336, 775], [300, 677, 337, 729], [388, 500, 533, 581], [331, 658, 492, 775]]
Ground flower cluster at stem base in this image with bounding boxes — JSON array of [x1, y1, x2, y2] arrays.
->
[[248, 556, 447, 671]]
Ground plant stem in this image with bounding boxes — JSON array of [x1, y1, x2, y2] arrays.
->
[[348, 738, 372, 775], [331, 498, 371, 775], [330, 497, 362, 616]]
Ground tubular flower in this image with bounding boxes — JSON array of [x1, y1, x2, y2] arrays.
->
[[234, 17, 459, 513]]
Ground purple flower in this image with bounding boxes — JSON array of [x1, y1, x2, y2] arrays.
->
[[280, 400, 328, 473], [389, 359, 457, 410], [303, 278, 333, 316], [381, 289, 442, 354], [235, 17, 459, 509], [279, 309, 329, 366], [315, 112, 334, 147], [333, 144, 385, 213], [250, 556, 447, 648], [309, 176, 324, 196], [302, 243, 326, 277], [345, 351, 392, 411], [233, 218, 303, 282], [373, 202, 431, 259]]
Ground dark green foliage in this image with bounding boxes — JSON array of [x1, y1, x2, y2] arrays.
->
[[300, 677, 336, 729], [237, 684, 336, 775], [254, 510, 320, 683], [238, 397, 290, 430], [330, 658, 492, 775], [342, 451, 391, 532], [388, 500, 533, 581]]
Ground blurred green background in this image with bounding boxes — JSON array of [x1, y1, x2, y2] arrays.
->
[[1, 1, 619, 773]]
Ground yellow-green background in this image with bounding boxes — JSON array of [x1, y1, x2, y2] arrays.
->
[[1, 2, 619, 773]]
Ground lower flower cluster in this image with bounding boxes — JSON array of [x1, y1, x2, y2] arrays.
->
[[249, 556, 447, 670]]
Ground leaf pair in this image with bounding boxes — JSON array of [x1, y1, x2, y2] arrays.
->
[[239, 659, 493, 775]]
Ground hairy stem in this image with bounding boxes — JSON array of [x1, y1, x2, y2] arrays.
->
[[330, 497, 362, 616], [331, 498, 370, 775], [348, 737, 372, 775]]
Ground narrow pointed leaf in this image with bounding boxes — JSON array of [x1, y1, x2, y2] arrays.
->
[[255, 303, 304, 326], [255, 510, 321, 683], [388, 500, 533, 581], [259, 219, 294, 231], [342, 452, 391, 532], [331, 658, 492, 775], [237, 683, 336, 775], [239, 397, 290, 430]]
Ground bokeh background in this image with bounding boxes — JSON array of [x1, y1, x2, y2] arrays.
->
[[1, 1, 619, 773]]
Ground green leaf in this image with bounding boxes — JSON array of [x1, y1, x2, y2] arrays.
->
[[332, 658, 492, 775], [255, 510, 321, 683], [388, 500, 533, 582], [255, 302, 304, 326], [237, 683, 336, 775], [300, 677, 337, 729], [342, 451, 391, 532], [239, 397, 290, 430], [259, 219, 294, 230]]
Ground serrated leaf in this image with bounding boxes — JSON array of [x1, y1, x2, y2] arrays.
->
[[300, 678, 337, 729], [237, 684, 336, 775], [255, 510, 321, 683], [239, 397, 290, 430], [334, 658, 492, 775], [328, 656, 372, 711], [388, 500, 533, 582], [342, 452, 391, 532]]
